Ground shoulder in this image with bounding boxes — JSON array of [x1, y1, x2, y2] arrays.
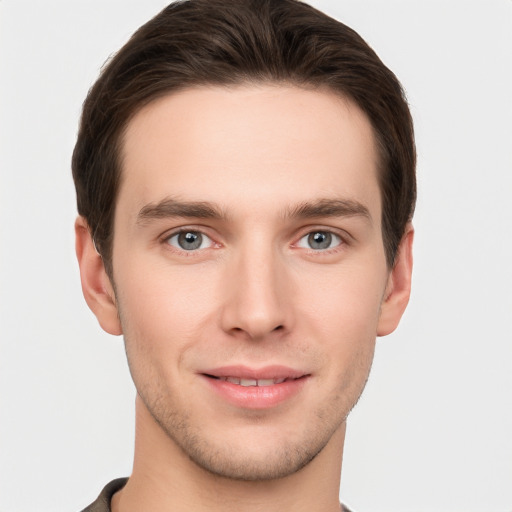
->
[[81, 478, 128, 512]]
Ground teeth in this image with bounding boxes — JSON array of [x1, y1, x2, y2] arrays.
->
[[219, 377, 290, 387], [240, 378, 258, 387], [256, 379, 275, 387]]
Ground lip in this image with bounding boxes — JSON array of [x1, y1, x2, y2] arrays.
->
[[200, 365, 310, 409]]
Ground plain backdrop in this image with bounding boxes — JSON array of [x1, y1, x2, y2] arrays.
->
[[1, 1, 511, 511]]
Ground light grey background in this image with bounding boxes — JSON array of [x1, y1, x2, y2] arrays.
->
[[1, 1, 511, 511]]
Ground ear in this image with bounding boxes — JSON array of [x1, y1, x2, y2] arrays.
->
[[75, 216, 122, 335], [377, 224, 414, 337]]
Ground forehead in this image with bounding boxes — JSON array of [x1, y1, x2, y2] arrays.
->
[[118, 84, 381, 222]]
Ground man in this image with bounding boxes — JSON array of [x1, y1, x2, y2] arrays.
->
[[73, 0, 415, 510]]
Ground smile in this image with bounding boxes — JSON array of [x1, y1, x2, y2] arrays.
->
[[201, 366, 309, 409], [206, 376, 293, 387]]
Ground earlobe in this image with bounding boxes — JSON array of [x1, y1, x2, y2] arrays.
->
[[75, 216, 123, 336], [377, 225, 414, 337]]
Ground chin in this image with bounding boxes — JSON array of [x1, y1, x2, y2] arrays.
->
[[145, 397, 344, 482], [172, 430, 329, 481]]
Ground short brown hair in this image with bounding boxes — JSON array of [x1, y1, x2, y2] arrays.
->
[[72, 0, 416, 276]]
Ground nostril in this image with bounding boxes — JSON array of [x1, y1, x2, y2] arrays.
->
[[273, 325, 284, 332]]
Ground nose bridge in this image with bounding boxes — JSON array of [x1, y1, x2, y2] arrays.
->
[[221, 234, 290, 339]]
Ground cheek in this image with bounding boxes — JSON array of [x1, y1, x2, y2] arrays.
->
[[117, 257, 218, 325], [114, 260, 221, 369], [296, 261, 386, 376], [300, 263, 385, 336]]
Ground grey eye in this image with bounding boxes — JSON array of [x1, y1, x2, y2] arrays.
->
[[167, 231, 212, 251], [297, 231, 342, 250], [308, 231, 332, 250]]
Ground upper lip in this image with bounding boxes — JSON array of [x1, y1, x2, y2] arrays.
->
[[200, 365, 308, 380]]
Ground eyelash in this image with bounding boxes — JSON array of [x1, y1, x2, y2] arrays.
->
[[163, 228, 218, 255], [294, 230, 345, 253], [160, 227, 349, 256]]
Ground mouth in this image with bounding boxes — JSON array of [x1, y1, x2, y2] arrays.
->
[[200, 366, 310, 409], [203, 375, 301, 387]]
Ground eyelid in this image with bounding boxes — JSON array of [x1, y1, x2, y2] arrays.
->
[[158, 224, 352, 254], [296, 231, 341, 248], [292, 226, 351, 252], [160, 225, 220, 252]]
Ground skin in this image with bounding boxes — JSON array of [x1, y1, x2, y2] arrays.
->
[[76, 84, 413, 512]]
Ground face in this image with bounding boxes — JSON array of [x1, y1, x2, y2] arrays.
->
[[79, 84, 412, 481]]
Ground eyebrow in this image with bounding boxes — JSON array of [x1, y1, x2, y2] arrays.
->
[[136, 197, 371, 224], [285, 198, 371, 222], [137, 198, 225, 224]]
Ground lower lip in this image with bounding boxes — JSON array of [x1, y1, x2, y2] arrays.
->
[[202, 376, 308, 409]]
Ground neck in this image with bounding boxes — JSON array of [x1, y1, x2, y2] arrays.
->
[[113, 396, 345, 512]]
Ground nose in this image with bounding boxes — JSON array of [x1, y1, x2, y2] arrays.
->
[[220, 243, 292, 341]]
